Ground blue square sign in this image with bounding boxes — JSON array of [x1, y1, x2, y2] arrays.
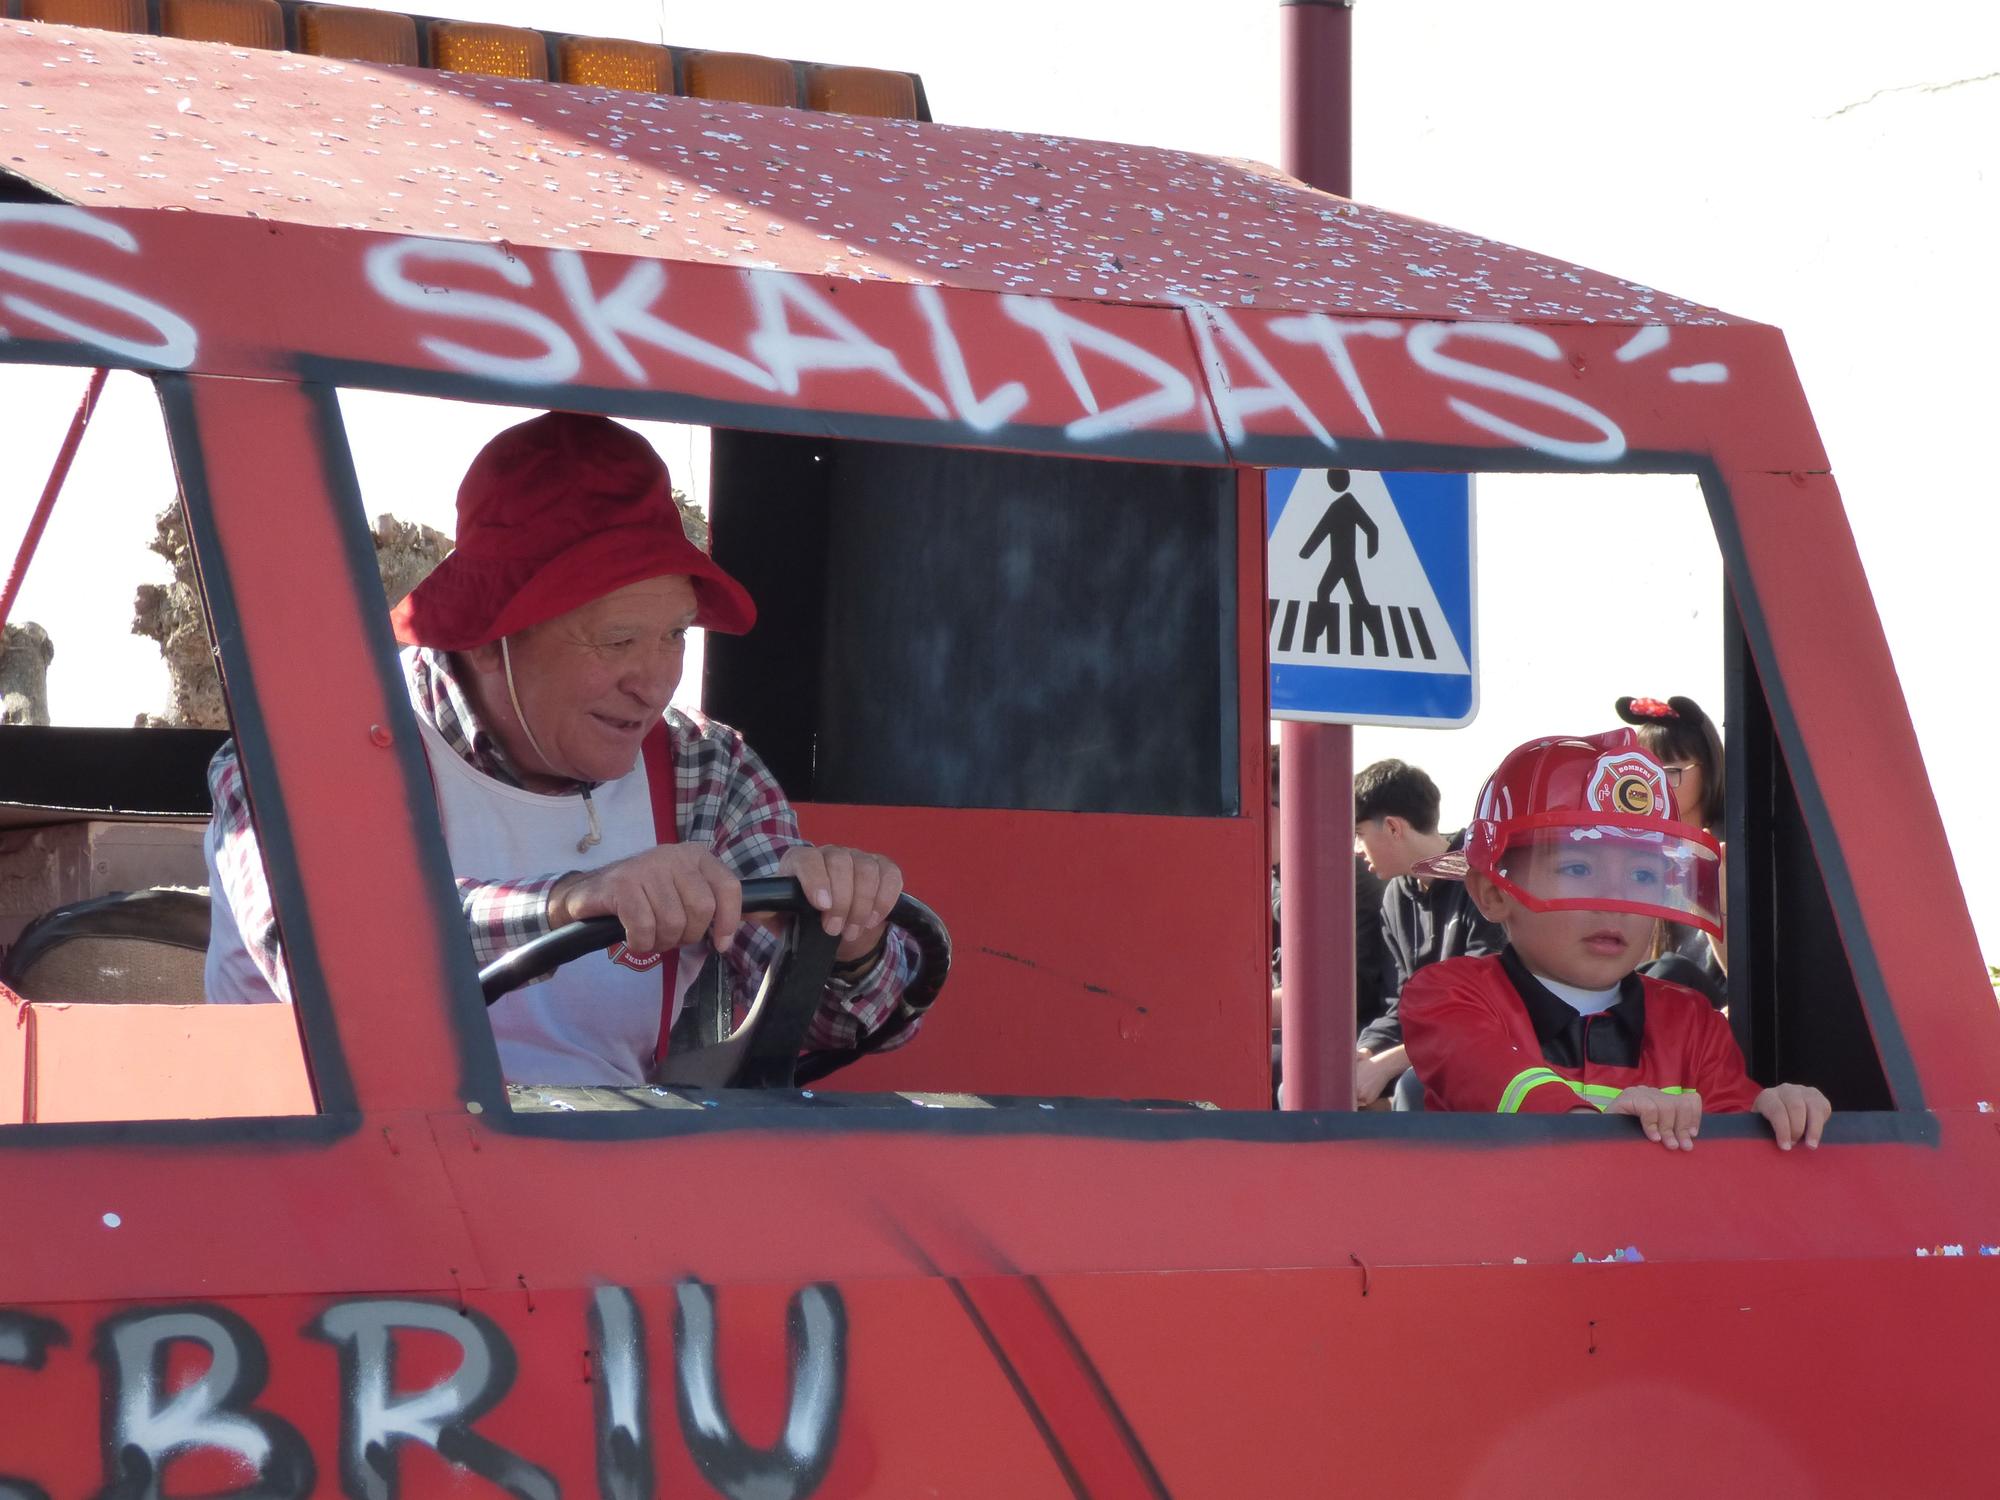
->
[[1267, 468, 1477, 728]]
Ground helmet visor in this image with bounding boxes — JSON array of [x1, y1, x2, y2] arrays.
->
[[1490, 822, 1722, 933]]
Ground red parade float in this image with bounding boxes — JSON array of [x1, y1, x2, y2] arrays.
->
[[0, 7, 1993, 1495]]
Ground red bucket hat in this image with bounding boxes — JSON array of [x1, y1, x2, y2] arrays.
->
[[391, 412, 755, 650]]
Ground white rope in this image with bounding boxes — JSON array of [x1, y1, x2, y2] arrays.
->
[[501, 636, 602, 853]]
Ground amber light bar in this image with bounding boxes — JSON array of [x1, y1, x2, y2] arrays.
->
[[2, 0, 929, 119]]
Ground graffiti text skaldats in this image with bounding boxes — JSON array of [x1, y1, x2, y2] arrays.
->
[[0, 207, 1741, 467]]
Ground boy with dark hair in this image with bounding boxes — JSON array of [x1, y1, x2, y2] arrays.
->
[[1400, 730, 1830, 1149], [1350, 758, 1505, 1107]]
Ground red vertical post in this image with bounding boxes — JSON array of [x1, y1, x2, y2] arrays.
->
[[0, 367, 107, 634], [1277, 0, 1354, 1110], [1280, 0, 1353, 198]]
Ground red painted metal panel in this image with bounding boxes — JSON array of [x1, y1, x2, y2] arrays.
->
[[419, 1112, 2000, 1296], [0, 203, 1831, 473], [170, 375, 470, 1115], [2, 1256, 1994, 1496], [0, 1114, 483, 1306], [794, 805, 1269, 1107], [1045, 1257, 2000, 1494], [1721, 465, 2000, 1105]]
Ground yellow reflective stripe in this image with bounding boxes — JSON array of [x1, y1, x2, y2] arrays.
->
[[1498, 1068, 1569, 1113], [1574, 1083, 1687, 1100], [1499, 1074, 1690, 1113]]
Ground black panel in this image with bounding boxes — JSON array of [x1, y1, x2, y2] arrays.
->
[[705, 433, 1236, 815], [702, 432, 833, 798], [1724, 593, 1891, 1109], [0, 726, 227, 814]]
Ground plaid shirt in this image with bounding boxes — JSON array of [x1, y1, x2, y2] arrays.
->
[[206, 647, 924, 1058]]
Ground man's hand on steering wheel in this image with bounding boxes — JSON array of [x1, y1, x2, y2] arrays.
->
[[547, 845, 743, 955], [777, 845, 904, 966], [544, 843, 903, 967]]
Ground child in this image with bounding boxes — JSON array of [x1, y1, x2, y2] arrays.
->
[[1399, 730, 1830, 1150]]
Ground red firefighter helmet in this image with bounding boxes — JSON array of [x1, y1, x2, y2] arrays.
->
[[1413, 729, 1723, 934]]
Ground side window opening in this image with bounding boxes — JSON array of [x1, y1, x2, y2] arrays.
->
[[0, 365, 316, 1124], [1723, 593, 1894, 1109], [316, 422, 1904, 1124], [48, 378, 1893, 1129], [1327, 469, 1897, 1122]]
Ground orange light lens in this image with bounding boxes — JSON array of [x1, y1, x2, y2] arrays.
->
[[806, 64, 919, 120], [682, 51, 797, 108], [297, 5, 418, 66], [429, 21, 550, 81], [557, 36, 673, 93], [19, 0, 148, 31], [159, 0, 284, 48]]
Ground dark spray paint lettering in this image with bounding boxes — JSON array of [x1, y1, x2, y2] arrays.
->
[[590, 1287, 653, 1500], [310, 1299, 556, 1500], [91, 1306, 313, 1500], [673, 1280, 846, 1500], [0, 1312, 66, 1500]]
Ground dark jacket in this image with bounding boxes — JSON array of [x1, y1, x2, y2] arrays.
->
[[1357, 829, 1506, 1055], [1271, 855, 1390, 1036]]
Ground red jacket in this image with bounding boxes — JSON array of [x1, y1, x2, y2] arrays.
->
[[1402, 949, 1762, 1114]]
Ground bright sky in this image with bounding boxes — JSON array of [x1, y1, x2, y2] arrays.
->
[[3, 0, 1995, 959]]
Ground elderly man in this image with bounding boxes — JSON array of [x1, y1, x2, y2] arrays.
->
[[203, 411, 926, 1085]]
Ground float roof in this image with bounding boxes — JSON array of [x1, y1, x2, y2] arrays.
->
[[0, 20, 1736, 327]]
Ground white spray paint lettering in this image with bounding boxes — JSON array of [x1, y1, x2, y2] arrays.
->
[[93, 1307, 314, 1500], [1002, 294, 1209, 444], [915, 284, 1027, 433], [746, 273, 948, 418], [589, 1287, 653, 1500], [674, 1280, 846, 1500], [1263, 313, 1404, 439], [1615, 325, 1671, 363], [364, 240, 581, 386], [0, 207, 197, 368], [550, 251, 778, 393], [311, 1300, 556, 1500], [1404, 322, 1627, 463], [8, 1286, 853, 1496], [0, 213, 1716, 465], [1184, 302, 1334, 449]]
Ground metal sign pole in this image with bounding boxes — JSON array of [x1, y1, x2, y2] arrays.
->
[[1277, 0, 1354, 1111]]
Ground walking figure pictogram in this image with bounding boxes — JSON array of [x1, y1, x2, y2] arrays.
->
[[1298, 469, 1379, 607]]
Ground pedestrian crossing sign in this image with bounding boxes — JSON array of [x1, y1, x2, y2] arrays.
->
[[1266, 468, 1477, 727]]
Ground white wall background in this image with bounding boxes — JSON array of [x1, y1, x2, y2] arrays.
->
[[3, 0, 1994, 956]]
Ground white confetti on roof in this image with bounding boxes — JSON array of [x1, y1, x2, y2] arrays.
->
[[0, 22, 1735, 326]]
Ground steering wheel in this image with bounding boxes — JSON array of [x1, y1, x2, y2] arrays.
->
[[477, 875, 950, 1090]]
